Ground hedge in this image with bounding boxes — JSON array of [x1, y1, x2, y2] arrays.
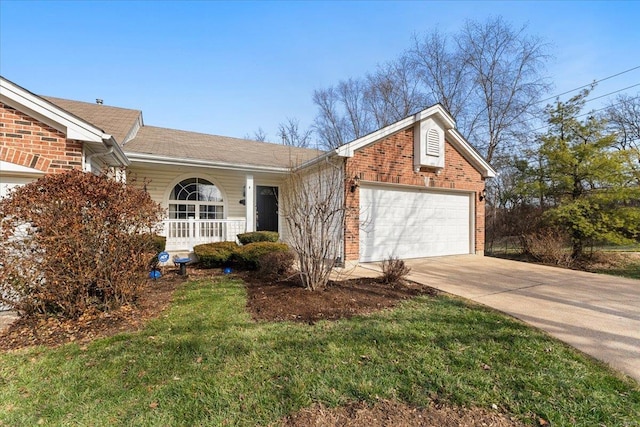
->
[[193, 241, 239, 268], [152, 235, 166, 253], [237, 231, 279, 245], [235, 241, 290, 269]]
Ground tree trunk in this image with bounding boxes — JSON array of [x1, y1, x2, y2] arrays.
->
[[571, 239, 583, 260]]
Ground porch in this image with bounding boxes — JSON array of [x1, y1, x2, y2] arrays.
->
[[161, 218, 246, 252]]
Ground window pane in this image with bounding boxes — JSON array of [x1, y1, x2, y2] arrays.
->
[[170, 178, 223, 202], [169, 204, 196, 219], [199, 205, 224, 219], [198, 182, 223, 202], [170, 178, 198, 201]]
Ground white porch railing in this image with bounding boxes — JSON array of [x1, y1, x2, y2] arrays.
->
[[162, 219, 246, 252]]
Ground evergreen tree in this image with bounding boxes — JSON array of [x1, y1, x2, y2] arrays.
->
[[538, 90, 640, 259]]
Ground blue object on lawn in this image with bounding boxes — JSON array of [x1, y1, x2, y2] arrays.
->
[[223, 267, 232, 274], [149, 269, 162, 279], [158, 251, 170, 263]]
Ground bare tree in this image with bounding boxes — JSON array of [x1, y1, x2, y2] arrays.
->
[[457, 17, 551, 162], [312, 87, 350, 149], [277, 117, 314, 148], [606, 93, 640, 151], [281, 160, 345, 291], [338, 78, 373, 139], [313, 61, 423, 149], [410, 29, 470, 124], [244, 127, 268, 142], [365, 55, 427, 128], [311, 17, 551, 161]]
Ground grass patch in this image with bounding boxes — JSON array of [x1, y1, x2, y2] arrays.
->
[[595, 265, 640, 280], [0, 277, 638, 426]]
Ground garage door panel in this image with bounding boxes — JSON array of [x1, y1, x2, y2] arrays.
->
[[0, 176, 37, 199], [359, 186, 472, 262]]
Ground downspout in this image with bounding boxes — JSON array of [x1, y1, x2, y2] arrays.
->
[[85, 146, 114, 174], [84, 133, 129, 177]]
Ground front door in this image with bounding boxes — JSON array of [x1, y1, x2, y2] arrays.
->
[[256, 186, 278, 232]]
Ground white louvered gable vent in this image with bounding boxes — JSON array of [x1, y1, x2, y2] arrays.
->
[[414, 118, 445, 170], [426, 128, 440, 156]]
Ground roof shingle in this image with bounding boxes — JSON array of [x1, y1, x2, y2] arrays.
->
[[43, 96, 324, 169], [124, 126, 324, 169], [42, 96, 142, 144]]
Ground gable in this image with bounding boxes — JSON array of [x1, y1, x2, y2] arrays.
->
[[333, 105, 495, 178], [0, 76, 129, 168]]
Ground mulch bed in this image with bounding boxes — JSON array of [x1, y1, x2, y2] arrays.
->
[[244, 274, 437, 324], [0, 269, 184, 351], [281, 400, 528, 427]]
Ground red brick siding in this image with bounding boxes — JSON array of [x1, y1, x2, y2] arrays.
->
[[344, 127, 486, 261], [0, 102, 83, 173]]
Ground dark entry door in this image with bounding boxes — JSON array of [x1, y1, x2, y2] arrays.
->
[[256, 186, 278, 232]]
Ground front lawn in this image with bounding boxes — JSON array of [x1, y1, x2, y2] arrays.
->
[[0, 277, 638, 426]]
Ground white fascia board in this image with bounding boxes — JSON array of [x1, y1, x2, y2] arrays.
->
[[0, 77, 105, 143], [446, 129, 497, 178], [414, 104, 456, 129], [103, 136, 130, 167], [334, 116, 415, 158], [125, 152, 291, 174], [334, 105, 456, 158], [293, 150, 336, 171]]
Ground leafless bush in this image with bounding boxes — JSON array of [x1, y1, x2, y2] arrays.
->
[[257, 250, 296, 282], [522, 228, 573, 266], [281, 160, 345, 290], [380, 257, 412, 284]]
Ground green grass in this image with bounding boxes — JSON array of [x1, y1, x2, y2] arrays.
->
[[1, 278, 639, 426], [596, 264, 640, 280]]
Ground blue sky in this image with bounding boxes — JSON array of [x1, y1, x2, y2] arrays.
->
[[1, 1, 639, 142]]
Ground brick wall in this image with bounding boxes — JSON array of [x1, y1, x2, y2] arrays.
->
[[344, 126, 486, 261], [0, 102, 83, 173]]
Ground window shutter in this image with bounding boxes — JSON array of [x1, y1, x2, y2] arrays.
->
[[425, 128, 440, 156]]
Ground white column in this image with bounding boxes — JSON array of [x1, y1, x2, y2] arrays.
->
[[245, 175, 255, 232]]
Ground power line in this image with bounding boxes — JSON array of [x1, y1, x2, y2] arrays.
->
[[538, 64, 640, 104], [494, 94, 640, 151], [584, 83, 640, 104]]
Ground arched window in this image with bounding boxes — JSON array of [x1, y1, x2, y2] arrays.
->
[[168, 178, 224, 219]]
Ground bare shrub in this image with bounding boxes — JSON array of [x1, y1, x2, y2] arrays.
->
[[257, 250, 296, 282], [522, 228, 573, 266], [281, 160, 345, 291], [380, 257, 411, 284], [0, 170, 164, 319]]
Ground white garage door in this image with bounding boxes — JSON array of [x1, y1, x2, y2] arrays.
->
[[359, 185, 473, 262], [0, 176, 37, 199]]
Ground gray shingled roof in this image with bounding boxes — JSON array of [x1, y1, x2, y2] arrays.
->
[[125, 126, 325, 169], [43, 96, 142, 144], [43, 96, 325, 169]]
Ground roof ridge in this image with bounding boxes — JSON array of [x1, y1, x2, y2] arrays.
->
[[41, 95, 142, 114]]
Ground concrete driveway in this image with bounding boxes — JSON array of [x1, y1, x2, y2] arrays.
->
[[359, 255, 640, 382]]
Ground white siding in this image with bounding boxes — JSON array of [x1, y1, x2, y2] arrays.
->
[[127, 163, 287, 232]]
